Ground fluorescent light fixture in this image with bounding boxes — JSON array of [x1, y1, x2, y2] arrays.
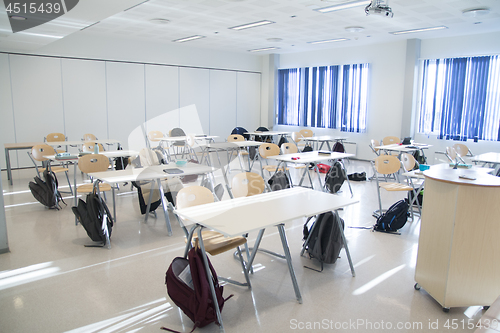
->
[[390, 26, 448, 35], [316, 0, 371, 13], [173, 35, 205, 43], [308, 38, 349, 44], [345, 26, 365, 33], [248, 47, 280, 52], [462, 7, 490, 17], [229, 20, 275, 31]]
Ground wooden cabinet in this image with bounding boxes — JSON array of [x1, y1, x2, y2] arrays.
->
[[415, 168, 500, 311]]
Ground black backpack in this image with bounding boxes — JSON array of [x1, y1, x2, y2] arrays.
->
[[324, 161, 346, 194], [164, 247, 233, 332], [29, 168, 64, 209], [302, 211, 345, 272], [267, 171, 291, 191], [373, 200, 409, 234], [332, 141, 345, 153], [72, 191, 113, 245]]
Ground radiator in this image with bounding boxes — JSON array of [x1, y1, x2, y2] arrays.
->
[[343, 141, 357, 156]]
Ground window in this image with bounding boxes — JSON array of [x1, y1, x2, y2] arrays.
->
[[277, 63, 369, 133], [418, 55, 500, 142]]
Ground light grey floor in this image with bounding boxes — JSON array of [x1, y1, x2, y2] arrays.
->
[[0, 158, 486, 332]]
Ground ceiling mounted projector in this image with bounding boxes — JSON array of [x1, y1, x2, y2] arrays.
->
[[365, 0, 394, 17]]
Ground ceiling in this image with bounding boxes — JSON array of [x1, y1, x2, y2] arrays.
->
[[1, 0, 500, 54]]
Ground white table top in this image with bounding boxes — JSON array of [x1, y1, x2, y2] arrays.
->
[[272, 151, 354, 164], [175, 187, 358, 237], [47, 139, 121, 146], [471, 152, 500, 165], [159, 135, 218, 142], [88, 163, 215, 184], [244, 131, 290, 136], [44, 150, 138, 161], [374, 143, 432, 152], [402, 163, 494, 179], [205, 141, 264, 150], [304, 136, 347, 142]]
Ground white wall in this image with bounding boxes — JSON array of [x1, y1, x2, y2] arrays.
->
[[0, 52, 262, 169], [275, 40, 408, 160], [272, 31, 500, 161]]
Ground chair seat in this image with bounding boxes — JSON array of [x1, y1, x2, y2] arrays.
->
[[38, 166, 69, 173], [190, 230, 247, 256], [77, 183, 112, 193], [263, 165, 287, 172], [380, 182, 413, 191]]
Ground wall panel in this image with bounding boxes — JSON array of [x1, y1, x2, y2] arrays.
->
[[145, 65, 179, 135], [210, 70, 237, 139], [179, 67, 209, 136], [106, 62, 146, 150], [10, 55, 65, 167], [237, 72, 261, 133], [62, 59, 107, 142]]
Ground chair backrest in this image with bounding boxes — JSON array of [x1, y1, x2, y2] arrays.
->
[[176, 186, 214, 209], [370, 139, 380, 155], [82, 133, 97, 141], [45, 132, 66, 142], [299, 129, 313, 138], [169, 128, 186, 137], [148, 131, 164, 142], [453, 143, 470, 157], [82, 141, 104, 153], [139, 148, 161, 166], [445, 146, 458, 161], [281, 142, 298, 154], [78, 154, 110, 173], [400, 153, 416, 172], [227, 134, 245, 142], [291, 132, 303, 143], [374, 155, 401, 175], [231, 172, 265, 198], [31, 144, 56, 162], [382, 136, 400, 145], [258, 143, 280, 159], [256, 126, 269, 132]]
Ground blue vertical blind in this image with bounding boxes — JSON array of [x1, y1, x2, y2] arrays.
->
[[418, 55, 500, 141], [277, 63, 369, 132]]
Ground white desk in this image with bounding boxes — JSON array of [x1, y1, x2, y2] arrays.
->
[[472, 152, 500, 175], [303, 136, 347, 151], [272, 151, 354, 193], [89, 163, 216, 242], [175, 187, 359, 304], [374, 143, 432, 153], [201, 141, 264, 198]]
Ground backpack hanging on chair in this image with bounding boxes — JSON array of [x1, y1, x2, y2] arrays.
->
[[324, 161, 346, 194], [29, 167, 65, 210], [164, 247, 233, 332]]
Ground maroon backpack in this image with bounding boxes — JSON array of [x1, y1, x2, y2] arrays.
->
[[163, 247, 232, 332]]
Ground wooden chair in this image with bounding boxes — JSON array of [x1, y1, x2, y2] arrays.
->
[[231, 172, 266, 198], [299, 129, 314, 138], [45, 132, 67, 153], [369, 139, 381, 156], [453, 143, 473, 158], [445, 146, 465, 164], [372, 154, 415, 219], [258, 143, 284, 177], [227, 134, 249, 171], [382, 136, 400, 145], [400, 153, 423, 215], [29, 144, 72, 194], [148, 130, 164, 148], [77, 154, 112, 194], [176, 186, 251, 288], [82, 133, 97, 141], [82, 141, 104, 153]]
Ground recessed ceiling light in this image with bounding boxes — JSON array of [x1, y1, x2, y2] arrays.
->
[[173, 35, 206, 43], [462, 7, 490, 17], [248, 47, 280, 52], [389, 26, 448, 35], [9, 15, 27, 21], [229, 20, 275, 31], [267, 38, 283, 42], [149, 18, 170, 24], [345, 26, 365, 33], [308, 38, 349, 44], [316, 0, 371, 13]]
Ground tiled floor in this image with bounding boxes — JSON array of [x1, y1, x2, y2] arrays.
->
[[0, 159, 487, 332]]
